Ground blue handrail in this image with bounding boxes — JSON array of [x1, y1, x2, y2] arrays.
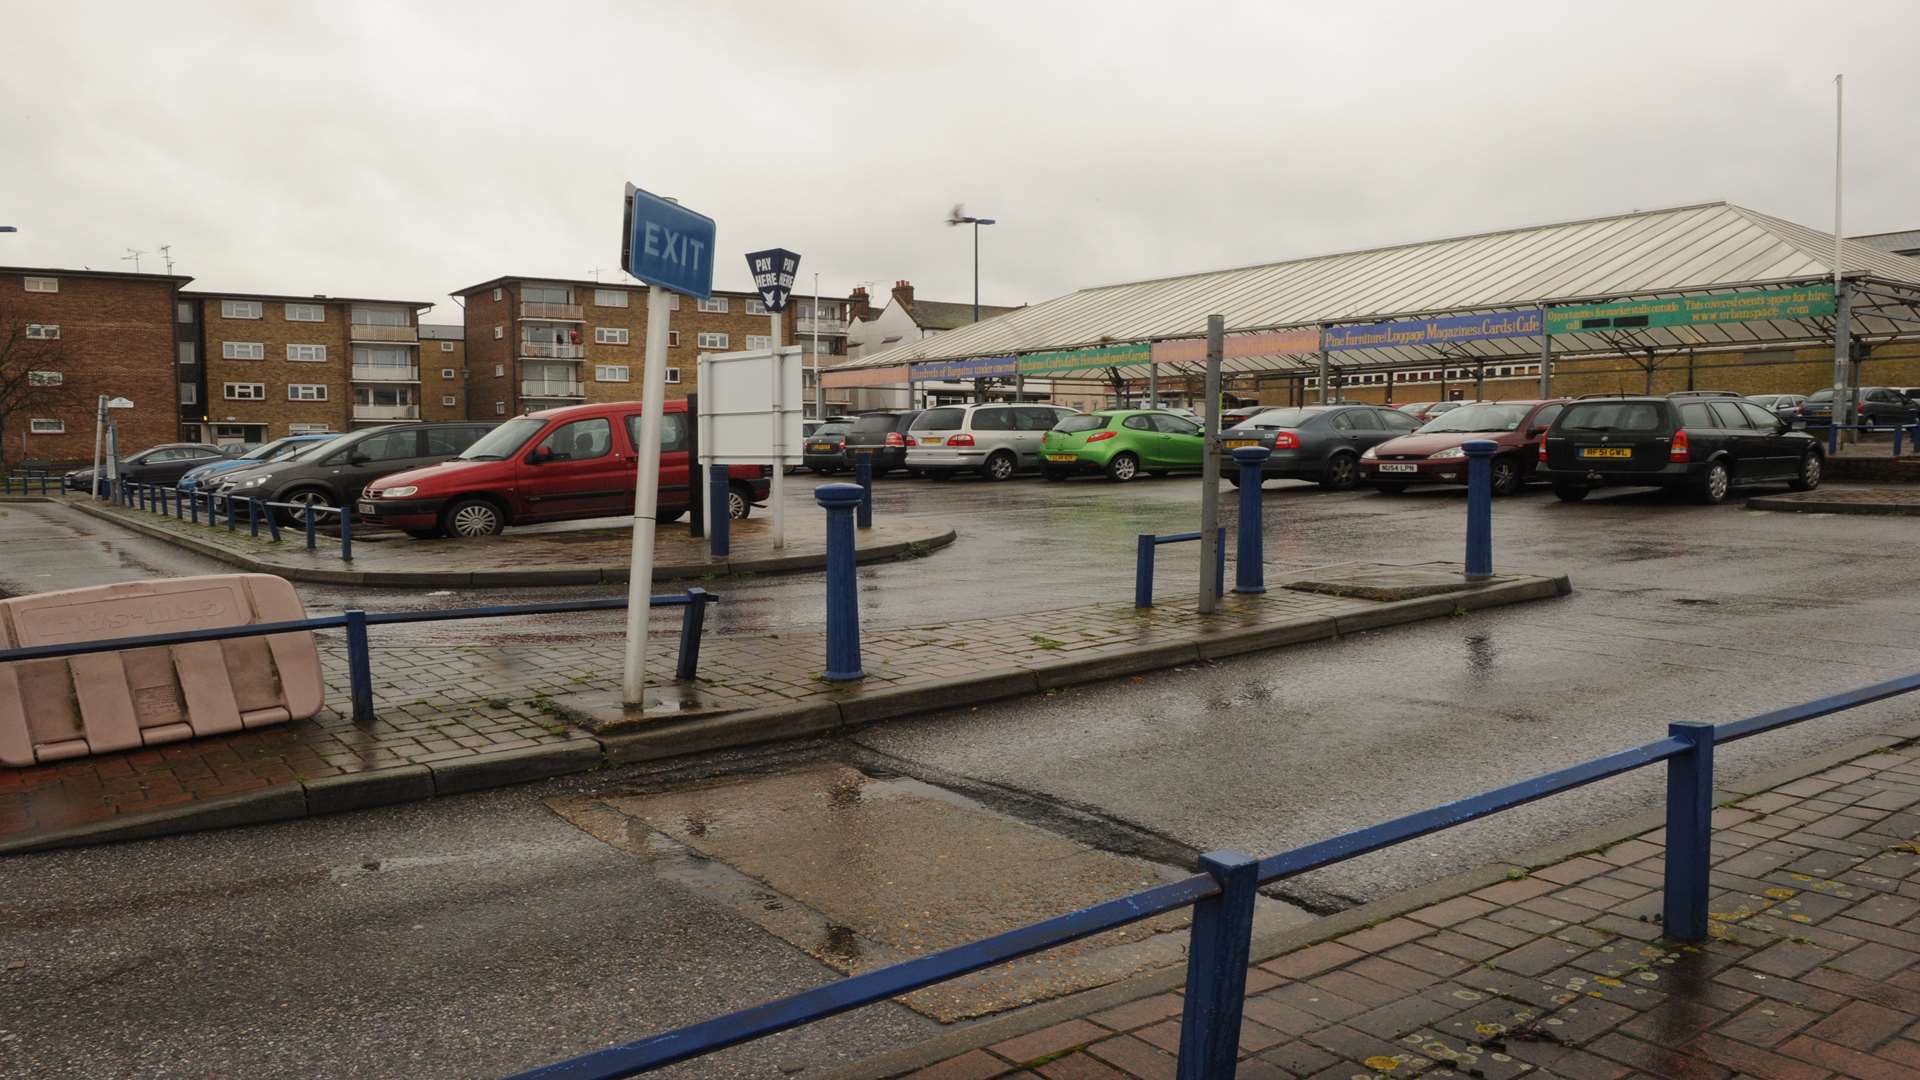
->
[[512, 664, 1920, 1080]]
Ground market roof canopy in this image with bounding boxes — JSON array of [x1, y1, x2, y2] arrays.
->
[[829, 202, 1920, 382]]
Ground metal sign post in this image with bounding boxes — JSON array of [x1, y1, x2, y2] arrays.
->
[[747, 248, 801, 550], [1198, 315, 1224, 614], [620, 184, 716, 709], [90, 394, 108, 500]]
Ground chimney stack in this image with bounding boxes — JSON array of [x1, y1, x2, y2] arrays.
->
[[848, 286, 871, 322], [891, 280, 914, 309]]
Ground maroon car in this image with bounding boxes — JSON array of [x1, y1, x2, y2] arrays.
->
[[1362, 399, 1568, 495]]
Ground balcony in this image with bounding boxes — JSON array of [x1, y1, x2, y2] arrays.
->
[[352, 404, 420, 421], [349, 324, 419, 343], [794, 317, 847, 336], [521, 381, 585, 399], [520, 302, 584, 321], [352, 366, 420, 382], [520, 341, 586, 360]]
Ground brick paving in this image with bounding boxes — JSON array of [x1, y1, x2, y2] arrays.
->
[[1749, 485, 1920, 514], [898, 745, 1920, 1079], [0, 581, 1377, 846]]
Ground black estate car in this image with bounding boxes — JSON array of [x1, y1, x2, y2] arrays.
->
[[1537, 391, 1823, 505], [841, 410, 922, 475]]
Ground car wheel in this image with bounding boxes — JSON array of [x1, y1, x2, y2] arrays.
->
[[1320, 452, 1359, 490], [403, 528, 446, 540], [277, 488, 334, 526], [1375, 483, 1409, 495], [443, 497, 505, 538], [1789, 451, 1822, 492], [1553, 483, 1590, 502], [1105, 452, 1140, 482], [1694, 461, 1731, 505], [1490, 457, 1521, 496], [982, 451, 1017, 481], [728, 484, 751, 520]]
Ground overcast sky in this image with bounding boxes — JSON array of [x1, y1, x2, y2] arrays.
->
[[3, 1, 1916, 323]]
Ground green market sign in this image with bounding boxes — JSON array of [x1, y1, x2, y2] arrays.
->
[[1547, 286, 1836, 336], [1015, 343, 1152, 375]]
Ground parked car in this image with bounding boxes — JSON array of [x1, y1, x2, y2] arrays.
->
[[841, 410, 921, 475], [1800, 386, 1920, 428], [1745, 394, 1811, 426], [359, 400, 768, 539], [1361, 400, 1567, 496], [64, 442, 234, 492], [1040, 409, 1206, 482], [906, 403, 1081, 480], [177, 433, 338, 493], [1537, 391, 1823, 504], [1222, 405, 1422, 489], [212, 421, 497, 522], [1221, 404, 1283, 427], [803, 420, 854, 474], [1395, 400, 1479, 423]]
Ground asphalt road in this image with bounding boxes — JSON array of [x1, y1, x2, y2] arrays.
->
[[6, 472, 1920, 1077]]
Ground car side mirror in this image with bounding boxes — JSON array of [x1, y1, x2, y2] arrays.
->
[[348, 453, 371, 466], [527, 446, 552, 464], [1528, 426, 1547, 437]]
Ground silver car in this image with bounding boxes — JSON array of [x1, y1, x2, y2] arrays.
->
[[906, 403, 1080, 480]]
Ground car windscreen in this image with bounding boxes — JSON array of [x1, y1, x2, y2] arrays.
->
[[1558, 401, 1665, 432], [1417, 403, 1532, 433], [1231, 408, 1317, 430], [910, 408, 967, 430], [813, 422, 852, 437], [1055, 415, 1110, 433], [847, 414, 900, 436], [458, 417, 545, 460], [1807, 389, 1834, 402]]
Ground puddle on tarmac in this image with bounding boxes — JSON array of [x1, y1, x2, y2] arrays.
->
[[549, 764, 1314, 1021]]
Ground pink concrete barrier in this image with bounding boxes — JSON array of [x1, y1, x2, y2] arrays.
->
[[0, 574, 323, 767]]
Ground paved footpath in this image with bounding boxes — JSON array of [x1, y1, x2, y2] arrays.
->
[[1749, 485, 1920, 516], [885, 744, 1920, 1080]]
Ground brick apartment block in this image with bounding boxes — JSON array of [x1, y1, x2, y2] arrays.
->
[[418, 324, 466, 422], [0, 266, 188, 466], [453, 276, 797, 420]]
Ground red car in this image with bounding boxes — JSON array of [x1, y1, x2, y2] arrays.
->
[[1361, 399, 1568, 496], [359, 399, 769, 539]]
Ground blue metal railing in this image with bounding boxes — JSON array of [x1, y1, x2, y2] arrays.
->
[[1135, 527, 1227, 608], [0, 470, 54, 496], [0, 588, 719, 723], [111, 478, 356, 560], [511, 667, 1920, 1080], [1809, 419, 1920, 455]]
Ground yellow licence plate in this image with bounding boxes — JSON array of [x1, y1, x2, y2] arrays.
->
[[1225, 439, 1258, 449], [1045, 453, 1077, 462], [919, 436, 944, 445], [810, 443, 833, 451], [1580, 447, 1632, 459]]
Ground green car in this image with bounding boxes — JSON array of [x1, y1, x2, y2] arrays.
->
[[1040, 409, 1207, 482]]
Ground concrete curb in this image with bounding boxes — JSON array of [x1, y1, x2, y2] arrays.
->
[[818, 728, 1918, 1080], [1747, 494, 1920, 515], [66, 500, 956, 586]]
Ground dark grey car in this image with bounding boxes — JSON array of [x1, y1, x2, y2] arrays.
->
[[842, 410, 922, 475], [211, 422, 495, 520], [802, 420, 853, 474], [1222, 405, 1422, 489], [65, 442, 232, 491]]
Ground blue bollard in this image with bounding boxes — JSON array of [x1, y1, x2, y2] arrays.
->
[[855, 454, 873, 529], [708, 464, 731, 557], [1175, 850, 1260, 1079], [344, 609, 375, 723], [246, 496, 260, 537], [1662, 721, 1716, 943], [1232, 447, 1270, 594], [339, 506, 353, 562], [225, 492, 237, 531], [816, 483, 864, 681], [1828, 420, 1840, 454], [1135, 534, 1156, 608], [1463, 439, 1496, 581], [189, 491, 200, 524], [173, 487, 183, 519]]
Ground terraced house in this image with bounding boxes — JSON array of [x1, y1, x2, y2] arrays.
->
[[453, 275, 795, 419], [180, 291, 433, 443]]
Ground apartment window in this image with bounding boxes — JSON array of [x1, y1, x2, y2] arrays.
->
[[354, 385, 414, 407], [28, 418, 63, 433], [287, 343, 327, 362], [289, 423, 331, 434], [180, 382, 197, 405], [352, 306, 408, 327], [596, 365, 630, 382], [25, 324, 59, 340], [441, 395, 457, 407], [696, 332, 728, 349], [224, 382, 266, 400], [595, 327, 630, 345], [177, 343, 196, 365], [441, 367, 456, 379], [697, 296, 729, 313], [288, 384, 329, 401], [23, 276, 57, 293], [668, 330, 680, 347], [666, 367, 681, 384], [440, 341, 454, 352], [593, 288, 629, 308], [223, 342, 266, 360], [285, 303, 325, 322], [746, 334, 772, 350], [27, 370, 62, 386], [222, 300, 263, 319], [666, 293, 680, 311], [493, 363, 505, 377], [494, 401, 506, 416], [176, 301, 195, 322], [745, 298, 768, 316], [493, 325, 503, 340], [491, 287, 503, 301]]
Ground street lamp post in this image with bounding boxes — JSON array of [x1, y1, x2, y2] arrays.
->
[[947, 206, 996, 404]]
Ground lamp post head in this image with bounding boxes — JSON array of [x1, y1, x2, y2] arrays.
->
[[975, 218, 996, 226], [0, 226, 17, 234]]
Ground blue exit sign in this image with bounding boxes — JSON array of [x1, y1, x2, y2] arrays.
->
[[621, 184, 716, 300]]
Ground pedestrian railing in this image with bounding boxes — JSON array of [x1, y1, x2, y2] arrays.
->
[[112, 478, 359, 561], [0, 471, 55, 496], [510, 668, 1920, 1080], [1810, 419, 1920, 455], [0, 588, 720, 725], [1134, 527, 1226, 608]]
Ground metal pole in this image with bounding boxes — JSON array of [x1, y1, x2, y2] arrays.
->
[[1463, 440, 1497, 581], [1232, 447, 1269, 593], [854, 454, 873, 529], [770, 310, 786, 550], [708, 463, 731, 556], [1538, 305, 1553, 397], [688, 391, 703, 539], [1661, 721, 1717, 943], [90, 395, 107, 502], [1198, 315, 1223, 614], [1833, 74, 1851, 448], [621, 284, 675, 707], [812, 274, 822, 420], [1833, 284, 1853, 449], [1174, 850, 1259, 1080], [972, 221, 980, 324], [1474, 359, 1485, 401], [1148, 359, 1158, 410], [345, 609, 375, 724], [817, 483, 864, 681], [1316, 336, 1329, 404]]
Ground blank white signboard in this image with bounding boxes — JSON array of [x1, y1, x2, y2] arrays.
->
[[698, 346, 805, 466]]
